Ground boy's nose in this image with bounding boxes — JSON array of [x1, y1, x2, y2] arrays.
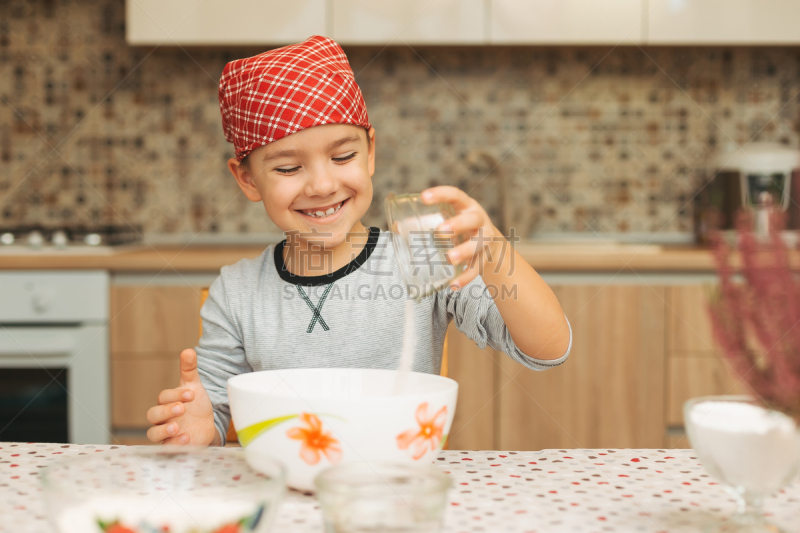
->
[[303, 169, 338, 198]]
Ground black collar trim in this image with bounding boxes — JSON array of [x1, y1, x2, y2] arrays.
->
[[274, 227, 380, 286]]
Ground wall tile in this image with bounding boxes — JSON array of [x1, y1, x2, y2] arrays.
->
[[1, 1, 799, 238]]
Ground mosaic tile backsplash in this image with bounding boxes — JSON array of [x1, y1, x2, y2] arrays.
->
[[2, 0, 800, 238]]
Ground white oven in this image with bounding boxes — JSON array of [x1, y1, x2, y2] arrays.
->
[[0, 271, 110, 444]]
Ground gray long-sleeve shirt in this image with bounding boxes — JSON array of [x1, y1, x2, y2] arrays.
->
[[196, 227, 571, 444]]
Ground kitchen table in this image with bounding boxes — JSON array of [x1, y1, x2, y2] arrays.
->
[[2, 443, 799, 532]]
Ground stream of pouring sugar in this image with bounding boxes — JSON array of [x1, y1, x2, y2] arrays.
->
[[393, 298, 417, 394]]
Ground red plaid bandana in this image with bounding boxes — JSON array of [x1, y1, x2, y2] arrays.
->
[[219, 35, 371, 161]]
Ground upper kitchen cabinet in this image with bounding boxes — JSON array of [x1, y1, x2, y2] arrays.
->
[[648, 0, 800, 45], [125, 0, 800, 46], [490, 0, 644, 44], [331, 0, 486, 45], [126, 0, 326, 45]]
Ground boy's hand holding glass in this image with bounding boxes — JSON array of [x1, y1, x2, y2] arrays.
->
[[146, 349, 218, 446], [421, 186, 505, 290]]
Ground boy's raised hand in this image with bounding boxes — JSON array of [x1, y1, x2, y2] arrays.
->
[[146, 349, 218, 446], [421, 185, 505, 290]]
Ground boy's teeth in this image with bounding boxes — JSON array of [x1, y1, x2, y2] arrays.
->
[[303, 201, 343, 218]]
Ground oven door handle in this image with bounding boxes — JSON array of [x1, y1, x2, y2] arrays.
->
[[0, 327, 81, 358]]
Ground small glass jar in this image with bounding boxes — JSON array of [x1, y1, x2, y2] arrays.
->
[[385, 192, 466, 299], [315, 462, 452, 533]]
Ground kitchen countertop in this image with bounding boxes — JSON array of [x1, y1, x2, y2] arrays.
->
[[3, 442, 799, 532], [0, 245, 269, 272], [0, 242, 727, 272]]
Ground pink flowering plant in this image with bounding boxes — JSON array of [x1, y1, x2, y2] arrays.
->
[[708, 213, 800, 423]]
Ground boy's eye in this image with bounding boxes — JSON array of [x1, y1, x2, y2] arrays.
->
[[332, 152, 356, 163], [275, 166, 300, 174]]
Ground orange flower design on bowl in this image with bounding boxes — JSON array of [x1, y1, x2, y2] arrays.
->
[[396, 402, 447, 460], [287, 412, 343, 466]]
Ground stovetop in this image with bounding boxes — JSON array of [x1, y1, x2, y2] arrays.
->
[[0, 225, 142, 249]]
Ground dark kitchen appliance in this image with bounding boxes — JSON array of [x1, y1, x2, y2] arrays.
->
[[0, 369, 69, 442], [694, 143, 800, 244]]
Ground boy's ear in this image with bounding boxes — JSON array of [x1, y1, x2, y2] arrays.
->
[[367, 127, 376, 178], [227, 158, 263, 202]]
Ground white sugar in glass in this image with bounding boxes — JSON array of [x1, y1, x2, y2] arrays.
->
[[685, 396, 800, 532], [385, 192, 466, 300]]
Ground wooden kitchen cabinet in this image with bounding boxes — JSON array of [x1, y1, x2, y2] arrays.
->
[[445, 322, 500, 450], [666, 356, 743, 426], [490, 0, 644, 44], [111, 286, 202, 355], [648, 0, 800, 45], [332, 0, 485, 44], [446, 280, 756, 451], [665, 284, 744, 428], [497, 285, 666, 450], [110, 286, 202, 428], [112, 358, 181, 428], [666, 285, 717, 353], [448, 284, 667, 450]]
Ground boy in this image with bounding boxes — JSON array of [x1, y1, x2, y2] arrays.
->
[[146, 36, 571, 446]]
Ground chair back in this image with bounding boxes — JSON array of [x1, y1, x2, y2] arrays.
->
[[199, 288, 239, 444]]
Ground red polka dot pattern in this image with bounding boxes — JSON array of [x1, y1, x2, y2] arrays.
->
[[2, 444, 799, 532]]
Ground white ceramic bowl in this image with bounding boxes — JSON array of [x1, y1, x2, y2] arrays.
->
[[41, 447, 285, 533], [228, 368, 458, 490]]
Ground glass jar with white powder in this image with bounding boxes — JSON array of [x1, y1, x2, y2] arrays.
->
[[385, 192, 466, 300], [684, 395, 800, 532]]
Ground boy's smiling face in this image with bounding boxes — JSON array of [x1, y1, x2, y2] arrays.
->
[[229, 124, 375, 248]]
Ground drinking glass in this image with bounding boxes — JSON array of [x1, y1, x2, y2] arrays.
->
[[684, 395, 800, 533], [385, 192, 466, 300], [315, 462, 452, 532]]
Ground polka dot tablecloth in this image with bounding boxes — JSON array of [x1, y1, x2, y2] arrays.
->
[[2, 443, 799, 532]]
